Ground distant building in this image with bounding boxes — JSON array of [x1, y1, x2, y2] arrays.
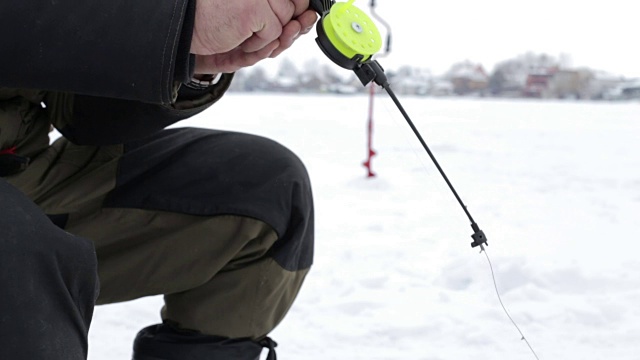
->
[[583, 71, 624, 100], [605, 79, 640, 100], [387, 66, 432, 95], [448, 62, 489, 95], [326, 83, 360, 94], [523, 67, 558, 98], [548, 69, 592, 99], [622, 80, 640, 99], [430, 79, 454, 96], [271, 76, 300, 92]]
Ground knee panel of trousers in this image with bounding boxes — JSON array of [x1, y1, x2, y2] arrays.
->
[[105, 128, 314, 271]]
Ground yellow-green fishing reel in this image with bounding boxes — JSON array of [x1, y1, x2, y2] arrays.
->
[[312, 0, 383, 70]]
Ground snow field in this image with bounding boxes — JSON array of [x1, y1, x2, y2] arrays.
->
[[89, 94, 640, 360]]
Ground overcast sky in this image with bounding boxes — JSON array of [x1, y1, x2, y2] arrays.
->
[[273, 0, 639, 78]]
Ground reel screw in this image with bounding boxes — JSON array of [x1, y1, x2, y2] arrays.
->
[[351, 22, 363, 33]]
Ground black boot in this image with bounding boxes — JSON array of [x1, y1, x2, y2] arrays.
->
[[132, 323, 277, 360]]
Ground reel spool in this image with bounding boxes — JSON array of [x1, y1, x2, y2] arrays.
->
[[312, 0, 383, 70]]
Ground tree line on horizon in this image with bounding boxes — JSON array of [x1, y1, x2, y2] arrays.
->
[[228, 53, 639, 101]]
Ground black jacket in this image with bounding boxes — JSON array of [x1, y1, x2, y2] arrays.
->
[[1, 0, 196, 104], [0, 0, 233, 150]]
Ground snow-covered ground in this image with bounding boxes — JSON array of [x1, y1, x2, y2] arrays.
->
[[88, 94, 640, 360]]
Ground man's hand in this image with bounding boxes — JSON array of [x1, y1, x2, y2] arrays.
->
[[191, 0, 318, 74]]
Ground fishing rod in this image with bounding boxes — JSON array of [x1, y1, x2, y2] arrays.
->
[[310, 0, 487, 248], [308, 1, 540, 358]]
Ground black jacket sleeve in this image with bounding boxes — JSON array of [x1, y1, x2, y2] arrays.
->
[[45, 74, 234, 146], [0, 0, 196, 105]]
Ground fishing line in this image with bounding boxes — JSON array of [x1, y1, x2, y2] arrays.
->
[[373, 93, 539, 360], [309, 1, 542, 358], [382, 79, 542, 358], [484, 248, 541, 360], [385, 76, 543, 360]]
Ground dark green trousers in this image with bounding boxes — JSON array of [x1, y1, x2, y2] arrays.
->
[[5, 126, 314, 340]]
